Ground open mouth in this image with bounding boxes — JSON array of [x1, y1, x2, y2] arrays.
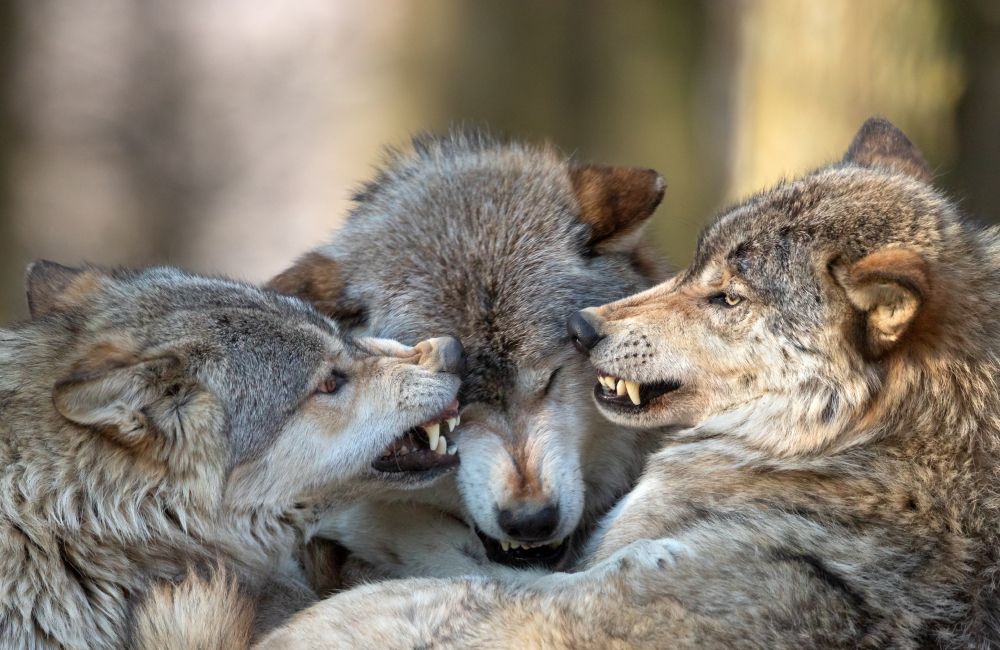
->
[[593, 373, 681, 412], [474, 528, 569, 569], [371, 399, 461, 473]]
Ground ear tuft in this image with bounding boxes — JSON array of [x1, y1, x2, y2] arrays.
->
[[570, 164, 665, 254], [26, 260, 103, 318], [843, 117, 932, 183], [832, 248, 929, 358], [267, 252, 366, 326]]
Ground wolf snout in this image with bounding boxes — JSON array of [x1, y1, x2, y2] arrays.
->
[[568, 309, 605, 354], [413, 336, 467, 375], [498, 502, 560, 542]]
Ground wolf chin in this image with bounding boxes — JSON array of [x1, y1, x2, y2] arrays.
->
[[263, 119, 1000, 648], [0, 262, 464, 648], [270, 131, 668, 574]]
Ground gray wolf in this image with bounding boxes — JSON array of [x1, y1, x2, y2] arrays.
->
[[269, 131, 667, 575], [261, 118, 1000, 648], [0, 261, 464, 648]]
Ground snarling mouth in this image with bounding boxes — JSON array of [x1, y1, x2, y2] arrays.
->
[[371, 400, 461, 473], [474, 528, 569, 569], [593, 373, 681, 412]]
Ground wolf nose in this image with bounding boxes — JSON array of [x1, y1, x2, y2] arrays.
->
[[497, 504, 560, 542], [567, 310, 604, 354], [417, 336, 466, 375]]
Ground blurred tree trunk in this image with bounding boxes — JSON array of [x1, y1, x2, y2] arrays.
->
[[0, 0, 21, 323], [723, 0, 962, 201], [952, 0, 1000, 223]]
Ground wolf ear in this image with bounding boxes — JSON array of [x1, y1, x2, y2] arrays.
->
[[267, 252, 367, 326], [25, 260, 104, 318], [831, 248, 930, 358], [843, 118, 932, 183], [54, 341, 223, 461], [570, 164, 665, 254]]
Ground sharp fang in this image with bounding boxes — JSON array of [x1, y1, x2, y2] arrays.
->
[[603, 376, 615, 390], [616, 379, 626, 396], [500, 541, 510, 552], [435, 434, 447, 455], [625, 380, 641, 405], [447, 444, 457, 455], [446, 417, 459, 432], [424, 423, 441, 450], [455, 414, 461, 427]]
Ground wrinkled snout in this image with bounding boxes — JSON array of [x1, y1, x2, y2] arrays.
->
[[412, 336, 467, 375], [567, 308, 605, 354]]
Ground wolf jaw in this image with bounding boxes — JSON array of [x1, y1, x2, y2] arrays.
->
[[372, 399, 460, 474]]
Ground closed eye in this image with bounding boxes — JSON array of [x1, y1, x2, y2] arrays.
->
[[543, 367, 562, 396], [316, 370, 348, 395]]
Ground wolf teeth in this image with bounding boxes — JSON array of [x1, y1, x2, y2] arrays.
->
[[500, 541, 510, 552], [616, 379, 627, 397], [625, 380, 641, 405], [447, 444, 457, 455], [424, 422, 441, 450], [446, 416, 459, 432], [435, 434, 448, 455]]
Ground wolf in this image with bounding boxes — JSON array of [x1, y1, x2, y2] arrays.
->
[[260, 118, 1000, 648], [269, 131, 667, 575], [0, 261, 465, 649]]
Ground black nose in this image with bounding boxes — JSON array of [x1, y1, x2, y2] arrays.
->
[[497, 504, 560, 542], [567, 311, 604, 354], [438, 337, 467, 376]]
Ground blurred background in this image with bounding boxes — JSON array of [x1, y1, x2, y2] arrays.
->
[[1, 0, 997, 323]]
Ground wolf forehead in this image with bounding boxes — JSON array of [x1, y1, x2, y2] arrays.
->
[[689, 167, 948, 296], [329, 132, 645, 402]]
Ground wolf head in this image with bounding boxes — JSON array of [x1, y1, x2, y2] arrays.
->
[[270, 131, 665, 564], [17, 263, 464, 509], [572, 118, 998, 457]]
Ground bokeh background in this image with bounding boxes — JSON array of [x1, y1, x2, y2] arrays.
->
[[1, 0, 997, 323]]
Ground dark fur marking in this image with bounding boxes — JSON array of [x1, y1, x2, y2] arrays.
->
[[768, 547, 876, 638], [820, 393, 839, 424]]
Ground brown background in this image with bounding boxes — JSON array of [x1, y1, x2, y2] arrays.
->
[[1, 0, 997, 323]]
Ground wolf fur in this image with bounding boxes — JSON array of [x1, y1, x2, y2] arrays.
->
[[260, 118, 1000, 648], [0, 263, 462, 648], [270, 131, 668, 575]]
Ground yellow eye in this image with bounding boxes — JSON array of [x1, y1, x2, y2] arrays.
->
[[709, 292, 744, 308], [724, 294, 742, 307]]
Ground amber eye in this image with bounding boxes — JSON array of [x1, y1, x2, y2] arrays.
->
[[317, 370, 348, 395], [709, 292, 744, 308]]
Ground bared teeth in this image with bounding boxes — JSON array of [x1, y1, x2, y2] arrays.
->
[[424, 422, 441, 450], [625, 380, 641, 405], [500, 540, 510, 552], [435, 435, 448, 455], [446, 416, 459, 432], [447, 443, 457, 455], [616, 379, 627, 397]]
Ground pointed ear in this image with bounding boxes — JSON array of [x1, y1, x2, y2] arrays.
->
[[843, 117, 932, 183], [267, 252, 367, 327], [570, 164, 665, 254], [25, 260, 105, 318], [54, 340, 223, 462], [831, 248, 930, 359]]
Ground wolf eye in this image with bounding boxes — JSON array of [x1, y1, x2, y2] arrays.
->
[[317, 370, 348, 395], [542, 367, 562, 396], [709, 292, 744, 308]]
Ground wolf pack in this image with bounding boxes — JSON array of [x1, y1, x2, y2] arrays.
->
[[2, 117, 998, 649]]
